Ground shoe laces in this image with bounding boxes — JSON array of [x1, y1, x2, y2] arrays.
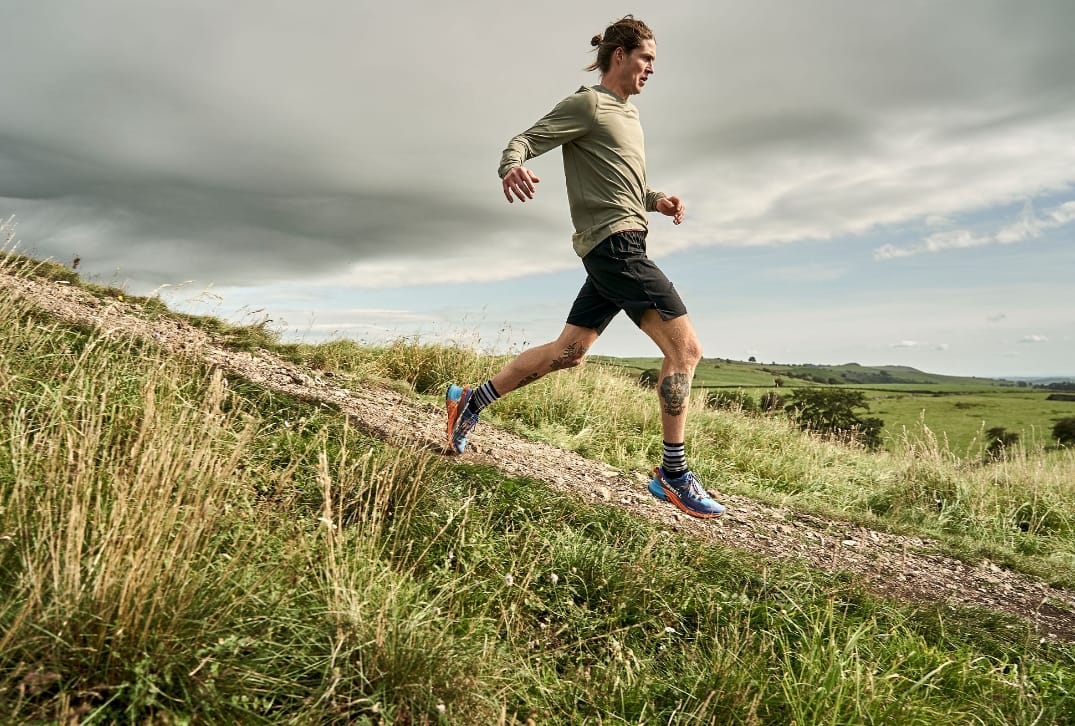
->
[[454, 409, 480, 440], [677, 472, 708, 501]]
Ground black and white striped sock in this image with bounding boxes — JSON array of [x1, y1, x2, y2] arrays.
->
[[661, 442, 688, 479], [467, 380, 500, 415]]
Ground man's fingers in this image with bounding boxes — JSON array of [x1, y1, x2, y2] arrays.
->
[[503, 185, 529, 203], [502, 168, 541, 204], [518, 172, 539, 196]]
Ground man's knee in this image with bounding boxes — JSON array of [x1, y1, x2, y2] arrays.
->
[[671, 332, 703, 369], [683, 335, 700, 365]]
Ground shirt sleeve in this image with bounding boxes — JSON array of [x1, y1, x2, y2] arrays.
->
[[644, 188, 667, 212], [498, 89, 596, 179]]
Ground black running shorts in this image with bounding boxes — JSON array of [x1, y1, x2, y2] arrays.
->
[[566, 229, 688, 334]]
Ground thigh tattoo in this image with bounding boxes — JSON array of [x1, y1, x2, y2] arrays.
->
[[660, 373, 691, 416]]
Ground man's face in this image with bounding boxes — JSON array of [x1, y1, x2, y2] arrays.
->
[[614, 39, 656, 96]]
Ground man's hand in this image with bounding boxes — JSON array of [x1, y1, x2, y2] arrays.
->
[[656, 195, 685, 224], [502, 166, 541, 203]]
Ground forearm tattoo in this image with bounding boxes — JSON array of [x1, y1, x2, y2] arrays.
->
[[660, 373, 691, 416], [549, 341, 586, 371]]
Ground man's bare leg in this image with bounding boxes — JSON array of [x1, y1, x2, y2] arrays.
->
[[639, 311, 703, 443], [639, 310, 724, 517], [491, 323, 600, 395], [446, 324, 599, 454]]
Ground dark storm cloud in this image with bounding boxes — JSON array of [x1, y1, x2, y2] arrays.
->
[[648, 0, 1075, 167], [0, 0, 557, 288], [7, 178, 544, 286], [2, 0, 1074, 291]]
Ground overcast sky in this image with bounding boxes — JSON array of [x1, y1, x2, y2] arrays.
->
[[2, 1, 1073, 377]]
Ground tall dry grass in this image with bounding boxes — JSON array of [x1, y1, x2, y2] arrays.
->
[[3, 246, 1074, 723], [335, 335, 1075, 585], [0, 256, 501, 721]]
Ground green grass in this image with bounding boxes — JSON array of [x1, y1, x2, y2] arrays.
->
[[868, 389, 1074, 455], [604, 356, 1023, 390], [714, 386, 1072, 459], [3, 249, 1075, 723], [604, 354, 1071, 460]]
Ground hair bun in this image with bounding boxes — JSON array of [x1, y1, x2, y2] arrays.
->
[[590, 34, 602, 47]]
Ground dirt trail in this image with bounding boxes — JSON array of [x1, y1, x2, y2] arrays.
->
[[3, 268, 1074, 640]]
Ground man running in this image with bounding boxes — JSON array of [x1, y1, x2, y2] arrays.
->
[[446, 16, 724, 519]]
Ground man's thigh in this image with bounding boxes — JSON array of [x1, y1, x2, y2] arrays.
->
[[640, 310, 700, 360], [580, 232, 688, 329]]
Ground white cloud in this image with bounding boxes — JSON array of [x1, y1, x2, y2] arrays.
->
[[1019, 335, 1049, 344], [874, 198, 1075, 260], [890, 340, 948, 352]]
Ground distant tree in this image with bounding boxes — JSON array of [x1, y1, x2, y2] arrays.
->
[[760, 391, 785, 413], [784, 388, 884, 448], [1053, 417, 1075, 447], [985, 426, 1020, 461], [638, 368, 660, 388], [773, 377, 785, 388], [748, 356, 757, 363], [706, 389, 758, 414]]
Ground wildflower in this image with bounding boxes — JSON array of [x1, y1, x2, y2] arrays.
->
[[548, 573, 559, 585], [504, 574, 514, 586]]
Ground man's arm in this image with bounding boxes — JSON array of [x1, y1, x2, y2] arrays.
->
[[644, 188, 667, 213], [498, 89, 595, 203], [655, 195, 685, 225]]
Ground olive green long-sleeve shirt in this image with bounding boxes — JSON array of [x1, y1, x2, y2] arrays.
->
[[498, 85, 666, 258]]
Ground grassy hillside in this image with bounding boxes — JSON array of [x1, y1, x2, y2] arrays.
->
[[2, 253, 1075, 724]]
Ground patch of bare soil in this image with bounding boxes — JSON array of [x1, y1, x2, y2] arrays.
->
[[3, 268, 1074, 641]]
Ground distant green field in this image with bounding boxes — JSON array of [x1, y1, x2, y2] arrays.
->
[[595, 357, 1074, 456], [865, 389, 1075, 454]]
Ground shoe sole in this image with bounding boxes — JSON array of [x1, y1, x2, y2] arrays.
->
[[445, 385, 471, 454], [647, 479, 668, 501], [651, 467, 724, 519]]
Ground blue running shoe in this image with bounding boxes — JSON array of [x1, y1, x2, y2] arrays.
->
[[648, 467, 725, 518], [445, 384, 480, 454]]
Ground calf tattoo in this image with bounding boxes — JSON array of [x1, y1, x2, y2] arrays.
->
[[516, 372, 542, 389], [515, 341, 587, 390], [660, 373, 691, 416], [550, 341, 586, 371]]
